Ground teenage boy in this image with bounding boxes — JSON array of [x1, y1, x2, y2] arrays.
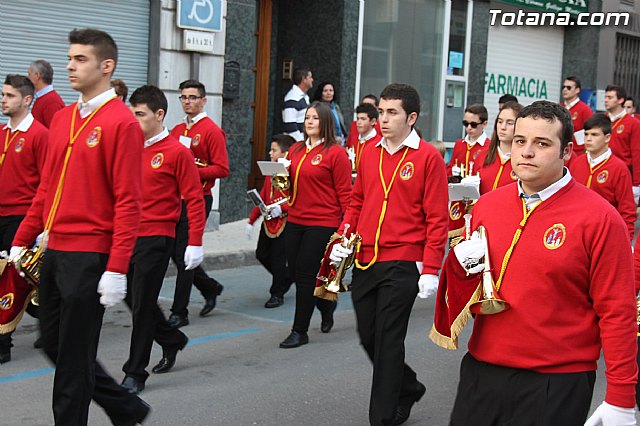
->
[[120, 85, 206, 394], [331, 83, 449, 425], [345, 94, 381, 149], [569, 113, 636, 240], [348, 103, 382, 173], [624, 96, 638, 120], [247, 134, 295, 308], [561, 76, 593, 155]]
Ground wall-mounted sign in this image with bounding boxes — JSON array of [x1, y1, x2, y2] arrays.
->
[[183, 30, 215, 53], [496, 0, 587, 16], [177, 0, 223, 32]]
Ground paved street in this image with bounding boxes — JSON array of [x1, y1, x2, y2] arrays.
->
[[0, 264, 623, 425]]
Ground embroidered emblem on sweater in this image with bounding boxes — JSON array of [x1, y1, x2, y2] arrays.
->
[[510, 170, 518, 180], [543, 224, 566, 250], [14, 138, 25, 153], [311, 154, 322, 165], [616, 125, 624, 134], [571, 111, 578, 120], [0, 293, 14, 310], [151, 153, 164, 169], [596, 170, 608, 184], [400, 162, 414, 180], [449, 202, 462, 221], [87, 127, 102, 148], [192, 134, 201, 146]]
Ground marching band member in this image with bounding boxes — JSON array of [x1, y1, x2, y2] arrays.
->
[[120, 85, 206, 394], [11, 29, 150, 425], [330, 84, 449, 425], [347, 103, 381, 174], [278, 101, 352, 349], [431, 101, 637, 426]]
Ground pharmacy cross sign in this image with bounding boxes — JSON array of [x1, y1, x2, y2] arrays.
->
[[177, 0, 223, 32]]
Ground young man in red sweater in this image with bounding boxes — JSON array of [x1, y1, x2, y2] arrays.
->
[[561, 76, 593, 156], [120, 85, 206, 394], [435, 101, 637, 425], [345, 94, 381, 150], [10, 28, 150, 425], [347, 103, 382, 174], [168, 79, 230, 327], [331, 84, 449, 425], [0, 74, 48, 363], [27, 59, 65, 129]]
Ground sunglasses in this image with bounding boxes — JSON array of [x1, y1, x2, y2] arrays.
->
[[562, 85, 575, 90], [462, 120, 483, 128]]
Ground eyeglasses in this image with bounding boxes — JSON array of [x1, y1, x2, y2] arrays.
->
[[562, 85, 575, 90], [462, 120, 482, 128], [178, 95, 203, 102]]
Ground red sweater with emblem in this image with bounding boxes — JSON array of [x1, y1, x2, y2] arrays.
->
[[139, 135, 205, 245], [570, 153, 636, 240], [345, 120, 381, 149], [0, 119, 48, 215], [287, 142, 352, 228], [446, 137, 488, 177], [13, 99, 144, 274], [562, 100, 593, 155], [248, 176, 289, 236], [608, 114, 640, 185], [341, 139, 449, 274], [476, 149, 516, 195], [31, 90, 65, 129], [170, 117, 230, 195], [353, 132, 382, 173], [460, 180, 637, 407]]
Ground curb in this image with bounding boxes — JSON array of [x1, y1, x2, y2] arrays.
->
[[164, 249, 258, 277]]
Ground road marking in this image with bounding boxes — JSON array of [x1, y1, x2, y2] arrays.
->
[[0, 367, 54, 384]]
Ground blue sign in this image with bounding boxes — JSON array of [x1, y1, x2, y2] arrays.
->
[[177, 0, 223, 32], [449, 51, 464, 69]]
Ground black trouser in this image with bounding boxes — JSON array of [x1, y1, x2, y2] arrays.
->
[[123, 236, 187, 382], [351, 261, 422, 426], [636, 333, 640, 409], [171, 194, 220, 317], [285, 222, 336, 333], [256, 225, 291, 298], [0, 215, 38, 353], [450, 352, 595, 426], [39, 250, 145, 426]]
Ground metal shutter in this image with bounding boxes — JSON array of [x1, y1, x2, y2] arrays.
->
[[0, 0, 149, 105]]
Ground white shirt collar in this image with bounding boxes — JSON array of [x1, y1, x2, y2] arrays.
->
[[464, 131, 488, 147], [3, 113, 35, 133], [359, 128, 377, 142], [77, 88, 116, 119], [587, 148, 612, 167], [518, 168, 572, 210], [144, 128, 169, 148], [285, 84, 308, 102], [34, 85, 54, 100], [609, 109, 626, 122], [376, 129, 420, 155], [184, 111, 208, 126], [305, 138, 324, 151], [565, 98, 579, 109], [497, 145, 511, 162]]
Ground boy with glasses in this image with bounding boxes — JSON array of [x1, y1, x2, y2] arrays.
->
[[561, 76, 593, 156]]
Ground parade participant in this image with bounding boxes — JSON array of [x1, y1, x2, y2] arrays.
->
[[282, 67, 313, 142], [10, 28, 150, 425], [604, 84, 640, 204], [498, 94, 517, 110], [120, 85, 205, 394], [348, 103, 381, 173], [278, 101, 352, 349], [247, 134, 295, 308], [168, 79, 229, 328], [570, 113, 636, 240], [477, 101, 522, 194], [27, 60, 65, 128], [330, 83, 449, 425], [111, 79, 128, 102], [0, 74, 48, 363], [431, 101, 637, 426], [624, 96, 638, 120], [345, 94, 381, 151], [561, 76, 593, 156]]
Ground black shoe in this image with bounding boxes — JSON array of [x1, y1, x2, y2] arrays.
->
[[264, 295, 284, 308], [120, 376, 145, 395], [279, 331, 309, 349], [392, 382, 426, 425], [0, 350, 10, 364], [167, 314, 189, 329], [320, 304, 336, 333], [118, 399, 151, 426], [152, 336, 189, 374], [200, 283, 224, 317], [33, 336, 43, 349]]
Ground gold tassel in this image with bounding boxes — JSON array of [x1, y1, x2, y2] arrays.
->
[[428, 284, 482, 350]]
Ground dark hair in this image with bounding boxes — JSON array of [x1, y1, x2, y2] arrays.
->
[[29, 60, 54, 85], [464, 104, 488, 122], [312, 82, 337, 103], [179, 79, 206, 97], [68, 28, 118, 71], [626, 96, 635, 107], [361, 94, 379, 106], [605, 84, 627, 103], [498, 94, 518, 104], [379, 83, 420, 117], [295, 101, 336, 152], [4, 74, 35, 98], [129, 85, 168, 117], [292, 67, 311, 85], [583, 113, 611, 135], [110, 79, 129, 102], [271, 134, 295, 153], [565, 76, 582, 90], [517, 100, 573, 156], [484, 101, 523, 166], [355, 103, 379, 120]]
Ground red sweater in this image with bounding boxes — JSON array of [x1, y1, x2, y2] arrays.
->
[[31, 90, 65, 129], [170, 117, 230, 195], [139, 134, 205, 245], [13, 99, 144, 274], [446, 137, 489, 177], [562, 100, 593, 155], [608, 114, 640, 185], [248, 176, 289, 236], [341, 139, 449, 274], [464, 180, 637, 407], [287, 142, 352, 228], [570, 153, 636, 240], [0, 118, 48, 215], [345, 120, 381, 149], [476, 149, 517, 195], [353, 132, 382, 173]]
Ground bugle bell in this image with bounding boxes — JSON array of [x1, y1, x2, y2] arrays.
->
[[12, 247, 43, 288], [271, 174, 290, 191], [469, 226, 510, 315]]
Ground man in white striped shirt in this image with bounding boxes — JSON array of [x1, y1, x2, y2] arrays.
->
[[282, 67, 313, 141]]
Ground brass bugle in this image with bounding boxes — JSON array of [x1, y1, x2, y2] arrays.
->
[[194, 158, 208, 167], [12, 247, 43, 288], [271, 174, 290, 191], [469, 226, 510, 315]]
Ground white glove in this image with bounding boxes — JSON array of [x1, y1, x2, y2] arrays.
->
[[584, 401, 636, 426], [277, 157, 291, 168], [269, 204, 283, 218], [97, 271, 127, 308], [0, 251, 7, 259], [329, 242, 353, 263], [417, 274, 439, 299], [184, 245, 204, 270], [246, 223, 254, 239], [633, 186, 640, 205], [453, 231, 485, 274], [34, 232, 47, 251], [9, 246, 23, 263]]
